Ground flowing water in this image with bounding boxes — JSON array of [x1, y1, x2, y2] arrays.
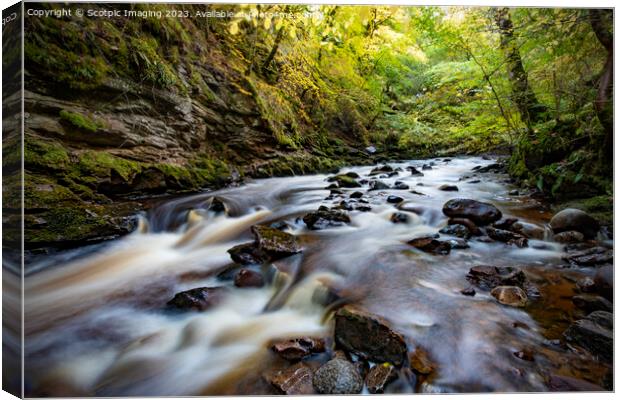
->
[[21, 157, 611, 395]]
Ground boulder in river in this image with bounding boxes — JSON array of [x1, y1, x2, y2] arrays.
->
[[167, 287, 228, 311], [270, 337, 326, 361], [312, 358, 363, 394], [387, 195, 404, 204], [252, 225, 301, 259], [510, 221, 545, 240], [408, 166, 424, 176], [350, 191, 364, 199], [303, 208, 351, 230], [562, 311, 613, 363], [438, 184, 459, 192], [227, 242, 268, 265], [439, 224, 471, 239], [466, 265, 527, 290], [492, 218, 518, 231], [549, 208, 600, 239], [390, 212, 409, 224], [264, 362, 315, 395], [491, 286, 528, 307], [334, 305, 408, 366], [407, 236, 451, 255], [365, 363, 397, 394], [442, 198, 502, 226], [369, 180, 390, 191], [486, 227, 528, 248], [327, 174, 362, 188], [209, 197, 227, 213], [392, 181, 410, 190], [234, 268, 265, 288], [446, 238, 469, 249]]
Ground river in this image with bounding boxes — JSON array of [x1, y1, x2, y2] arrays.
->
[[22, 156, 611, 395]]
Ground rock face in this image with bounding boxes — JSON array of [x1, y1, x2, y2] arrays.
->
[[303, 208, 351, 230], [442, 199, 502, 226], [563, 311, 613, 363], [407, 237, 451, 255], [490, 286, 528, 307], [365, 363, 397, 394], [167, 287, 228, 311], [550, 208, 600, 239], [270, 337, 326, 361], [334, 305, 408, 366], [312, 358, 363, 394], [265, 362, 315, 395]]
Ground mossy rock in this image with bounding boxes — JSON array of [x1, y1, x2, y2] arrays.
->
[[59, 110, 105, 133]]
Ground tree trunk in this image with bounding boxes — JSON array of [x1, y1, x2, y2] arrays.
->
[[494, 8, 547, 126], [589, 9, 613, 164]]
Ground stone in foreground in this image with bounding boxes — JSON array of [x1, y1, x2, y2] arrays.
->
[[549, 208, 600, 239], [563, 311, 613, 363], [408, 236, 451, 255], [365, 363, 398, 394], [334, 305, 408, 366], [264, 362, 315, 395], [270, 337, 326, 361], [312, 358, 363, 394], [252, 225, 301, 258]]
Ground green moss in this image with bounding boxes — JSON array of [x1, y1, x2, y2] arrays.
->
[[59, 110, 105, 132], [24, 138, 70, 171], [129, 36, 178, 88], [77, 151, 142, 181]]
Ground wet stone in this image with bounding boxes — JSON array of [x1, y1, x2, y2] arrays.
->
[[407, 236, 451, 255], [510, 221, 545, 240], [564, 247, 613, 266], [594, 265, 613, 301], [422, 164, 432, 170], [446, 238, 469, 250], [571, 294, 613, 314], [327, 174, 362, 188], [264, 362, 315, 395], [334, 305, 408, 366], [234, 268, 265, 288], [409, 347, 435, 375], [550, 208, 600, 239], [369, 180, 390, 191], [576, 276, 596, 293], [513, 348, 534, 361], [392, 181, 410, 190], [442, 198, 502, 226], [312, 358, 363, 394], [486, 227, 528, 248], [387, 195, 404, 204], [252, 225, 301, 259], [209, 197, 226, 213], [350, 191, 364, 199], [167, 287, 228, 311], [227, 242, 267, 265], [303, 209, 351, 230], [448, 217, 481, 235], [491, 286, 528, 307], [466, 265, 527, 290], [270, 337, 326, 361], [356, 205, 372, 212], [390, 212, 409, 224], [438, 184, 459, 192], [554, 230, 585, 243], [365, 363, 398, 394], [439, 224, 471, 239], [563, 311, 613, 363], [460, 287, 476, 296], [407, 166, 424, 176], [492, 218, 518, 231], [369, 165, 393, 176]]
